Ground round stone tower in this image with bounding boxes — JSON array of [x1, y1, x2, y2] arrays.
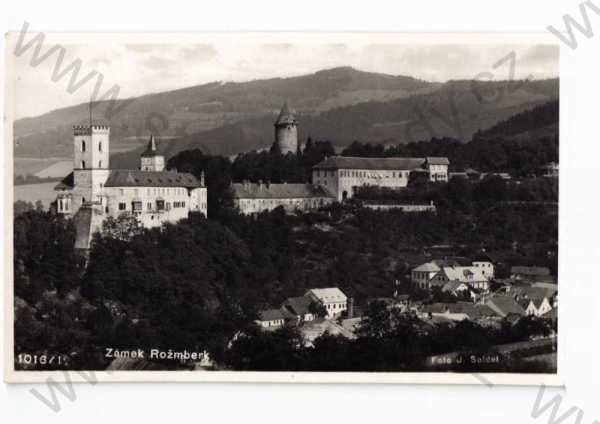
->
[[273, 102, 298, 154]]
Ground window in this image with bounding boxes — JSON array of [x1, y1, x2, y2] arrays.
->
[[120, 189, 124, 195], [156, 200, 165, 211], [118, 202, 126, 211], [99, 141, 102, 152], [81, 140, 86, 152], [98, 160, 102, 168], [147, 202, 152, 210], [132, 201, 142, 212], [81, 160, 86, 169]]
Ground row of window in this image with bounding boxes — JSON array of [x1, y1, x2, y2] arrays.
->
[[326, 303, 345, 310], [118, 188, 188, 196], [117, 200, 193, 212], [314, 170, 412, 179], [57, 198, 70, 212], [340, 170, 410, 179]]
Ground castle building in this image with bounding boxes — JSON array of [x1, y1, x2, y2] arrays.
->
[[272, 103, 298, 154], [55, 126, 207, 248], [231, 181, 333, 215], [312, 156, 449, 201]]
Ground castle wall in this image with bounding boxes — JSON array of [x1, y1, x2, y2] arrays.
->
[[312, 168, 411, 201], [234, 196, 333, 215]]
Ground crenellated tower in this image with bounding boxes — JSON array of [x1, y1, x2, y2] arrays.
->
[[72, 125, 111, 213]]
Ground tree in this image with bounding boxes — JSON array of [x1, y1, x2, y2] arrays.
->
[[101, 214, 144, 241]]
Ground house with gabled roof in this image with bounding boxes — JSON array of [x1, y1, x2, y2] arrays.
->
[[485, 295, 526, 318], [305, 288, 348, 318], [412, 259, 492, 292]]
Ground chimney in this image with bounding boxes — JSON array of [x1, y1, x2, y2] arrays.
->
[[347, 297, 354, 319]]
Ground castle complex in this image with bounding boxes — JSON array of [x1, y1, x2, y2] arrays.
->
[[231, 102, 450, 214], [312, 156, 449, 201], [54, 126, 207, 248]]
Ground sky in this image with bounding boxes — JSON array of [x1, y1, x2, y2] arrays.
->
[[10, 40, 559, 119]]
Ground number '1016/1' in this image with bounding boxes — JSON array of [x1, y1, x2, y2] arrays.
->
[[17, 354, 65, 366]]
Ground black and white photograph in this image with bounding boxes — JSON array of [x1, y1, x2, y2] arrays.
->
[[6, 32, 560, 383]]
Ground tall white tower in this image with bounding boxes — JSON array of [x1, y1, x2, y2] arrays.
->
[[72, 125, 111, 213]]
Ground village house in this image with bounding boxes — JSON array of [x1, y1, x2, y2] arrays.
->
[[510, 266, 555, 283], [484, 295, 526, 318], [305, 288, 348, 318], [411, 260, 492, 292], [55, 127, 207, 248], [255, 309, 287, 329], [312, 156, 449, 201], [281, 296, 316, 323], [522, 297, 553, 317]]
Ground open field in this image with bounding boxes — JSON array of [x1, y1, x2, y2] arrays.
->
[[13, 182, 57, 208]]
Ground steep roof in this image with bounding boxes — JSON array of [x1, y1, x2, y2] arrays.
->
[[313, 156, 428, 171], [275, 102, 296, 125], [283, 296, 313, 316], [306, 287, 347, 304], [413, 262, 441, 272], [511, 286, 557, 300], [54, 172, 74, 190], [257, 309, 285, 322], [104, 170, 202, 188], [511, 266, 551, 277], [442, 280, 468, 293], [485, 295, 526, 318], [231, 183, 332, 199], [440, 266, 488, 283], [141, 134, 161, 157]]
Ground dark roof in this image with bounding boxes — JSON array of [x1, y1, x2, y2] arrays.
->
[[426, 157, 450, 165], [283, 296, 313, 316], [141, 134, 161, 157], [104, 170, 202, 188], [231, 183, 332, 199], [313, 156, 428, 171], [54, 172, 74, 190], [486, 295, 526, 317], [257, 309, 285, 321], [275, 102, 296, 125], [511, 266, 551, 276]]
